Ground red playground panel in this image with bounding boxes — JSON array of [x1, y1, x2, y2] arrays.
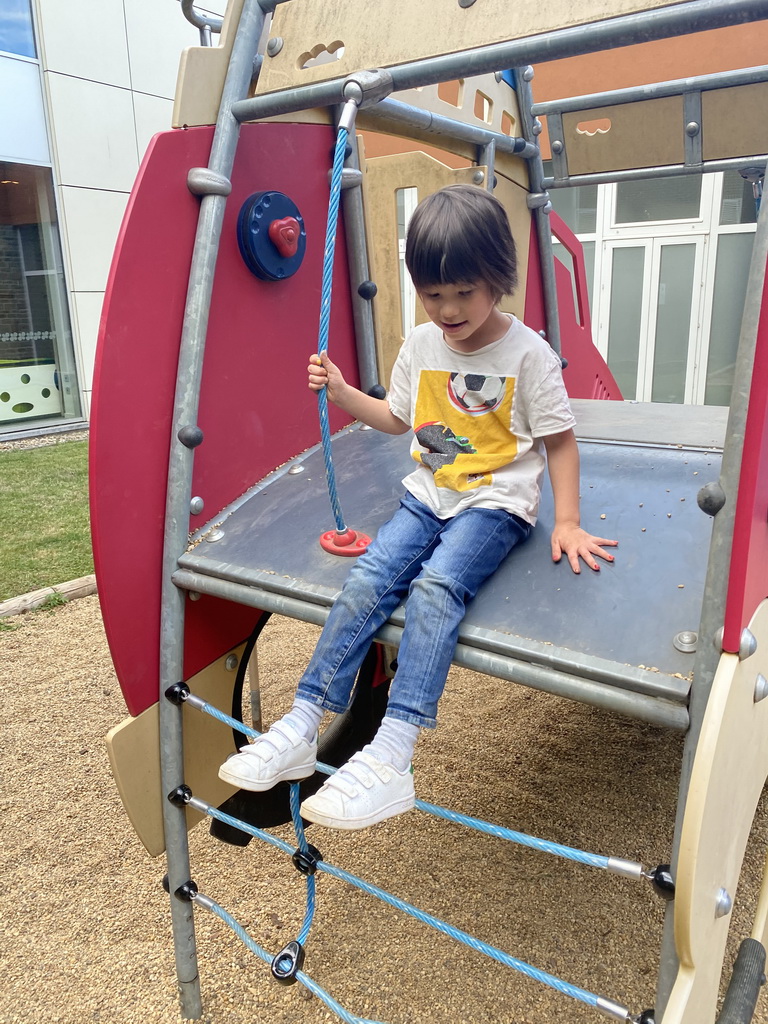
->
[[90, 122, 360, 717]]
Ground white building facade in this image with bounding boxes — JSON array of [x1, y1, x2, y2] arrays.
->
[[0, 0, 223, 436]]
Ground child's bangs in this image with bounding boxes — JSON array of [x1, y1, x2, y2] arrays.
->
[[409, 231, 479, 289]]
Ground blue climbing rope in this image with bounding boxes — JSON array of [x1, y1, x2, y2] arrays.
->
[[191, 892, 385, 1024], [316, 122, 351, 533], [289, 782, 316, 946], [190, 794, 606, 1015], [191, 696, 612, 872], [183, 692, 637, 1018]]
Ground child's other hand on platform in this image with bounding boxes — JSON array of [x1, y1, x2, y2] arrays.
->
[[551, 522, 617, 574]]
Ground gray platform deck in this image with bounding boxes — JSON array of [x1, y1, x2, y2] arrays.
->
[[174, 401, 728, 730]]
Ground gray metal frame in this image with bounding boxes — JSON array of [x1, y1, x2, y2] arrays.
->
[[160, 1, 276, 1016], [158, 0, 768, 1019]]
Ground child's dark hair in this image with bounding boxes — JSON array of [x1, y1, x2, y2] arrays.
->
[[404, 184, 518, 301]]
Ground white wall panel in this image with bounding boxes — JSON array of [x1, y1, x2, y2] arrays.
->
[[35, 0, 130, 87], [58, 185, 129, 292], [132, 92, 174, 162], [0, 55, 49, 163], [70, 290, 104, 398], [45, 74, 138, 190], [125, 0, 200, 99]]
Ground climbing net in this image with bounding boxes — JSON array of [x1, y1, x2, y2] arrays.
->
[[167, 682, 668, 1024]]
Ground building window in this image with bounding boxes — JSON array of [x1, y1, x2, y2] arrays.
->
[[0, 0, 36, 59], [0, 163, 81, 427]]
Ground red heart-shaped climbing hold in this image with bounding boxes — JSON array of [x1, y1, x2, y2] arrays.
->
[[268, 216, 300, 259]]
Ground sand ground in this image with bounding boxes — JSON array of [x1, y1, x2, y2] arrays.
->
[[2, 595, 767, 1024]]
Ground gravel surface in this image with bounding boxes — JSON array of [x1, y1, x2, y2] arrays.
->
[[0, 428, 89, 452], [3, 596, 768, 1024]]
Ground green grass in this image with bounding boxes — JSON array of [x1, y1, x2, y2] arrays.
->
[[0, 440, 92, 602]]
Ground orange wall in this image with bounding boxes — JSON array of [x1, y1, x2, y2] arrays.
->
[[533, 21, 768, 98]]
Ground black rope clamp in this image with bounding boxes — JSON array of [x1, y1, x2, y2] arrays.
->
[[292, 844, 323, 876], [165, 682, 190, 705], [174, 880, 199, 903], [168, 785, 193, 807], [646, 864, 676, 902], [271, 940, 305, 985], [161, 873, 198, 903]]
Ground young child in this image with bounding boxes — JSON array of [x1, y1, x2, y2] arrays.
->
[[219, 184, 617, 830]]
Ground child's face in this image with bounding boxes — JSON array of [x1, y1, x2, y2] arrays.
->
[[418, 280, 509, 351]]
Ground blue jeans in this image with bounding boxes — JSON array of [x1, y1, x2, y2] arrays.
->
[[297, 491, 531, 729]]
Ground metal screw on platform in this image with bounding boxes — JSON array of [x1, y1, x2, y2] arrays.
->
[[473, 170, 485, 184], [266, 36, 283, 57], [225, 654, 239, 671], [673, 631, 697, 653], [190, 496, 204, 515], [288, 463, 305, 475]]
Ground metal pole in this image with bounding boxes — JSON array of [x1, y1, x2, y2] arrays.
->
[[532, 63, 768, 116], [172, 568, 689, 731], [544, 156, 768, 189], [180, 0, 223, 35], [655, 171, 768, 1019], [366, 97, 537, 160], [158, 1, 271, 1018], [337, 129, 380, 394], [233, 0, 768, 123], [514, 67, 562, 356]]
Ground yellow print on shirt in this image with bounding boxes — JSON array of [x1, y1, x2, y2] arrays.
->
[[412, 370, 518, 491]]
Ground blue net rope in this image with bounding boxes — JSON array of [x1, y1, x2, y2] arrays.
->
[[184, 694, 639, 1016], [316, 123, 351, 533], [190, 793, 604, 1014], [193, 696, 611, 871], [192, 892, 385, 1024]]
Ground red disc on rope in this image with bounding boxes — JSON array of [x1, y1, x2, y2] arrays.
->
[[319, 528, 371, 556]]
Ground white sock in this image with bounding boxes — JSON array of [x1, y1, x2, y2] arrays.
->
[[364, 717, 420, 772], [275, 697, 323, 741]]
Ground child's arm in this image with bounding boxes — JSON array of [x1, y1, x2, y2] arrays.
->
[[308, 352, 411, 435], [543, 428, 618, 574]]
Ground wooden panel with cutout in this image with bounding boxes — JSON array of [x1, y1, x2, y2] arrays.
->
[[256, 0, 690, 95], [362, 151, 530, 387], [562, 95, 683, 174]]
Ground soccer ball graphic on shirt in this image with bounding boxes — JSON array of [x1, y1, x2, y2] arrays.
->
[[447, 372, 506, 415]]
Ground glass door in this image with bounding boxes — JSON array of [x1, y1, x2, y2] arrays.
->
[[599, 235, 705, 404]]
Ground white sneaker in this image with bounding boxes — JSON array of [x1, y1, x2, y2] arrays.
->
[[299, 751, 415, 830], [218, 720, 317, 791]]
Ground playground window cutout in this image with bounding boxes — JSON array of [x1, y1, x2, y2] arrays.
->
[[396, 187, 419, 340], [474, 90, 493, 124], [575, 118, 612, 137], [297, 41, 345, 69], [437, 79, 464, 107], [552, 241, 584, 327], [501, 111, 516, 136]]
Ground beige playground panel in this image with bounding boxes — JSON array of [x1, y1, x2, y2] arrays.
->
[[107, 645, 248, 857]]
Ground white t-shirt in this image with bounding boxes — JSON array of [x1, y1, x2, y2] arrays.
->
[[386, 317, 576, 524]]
